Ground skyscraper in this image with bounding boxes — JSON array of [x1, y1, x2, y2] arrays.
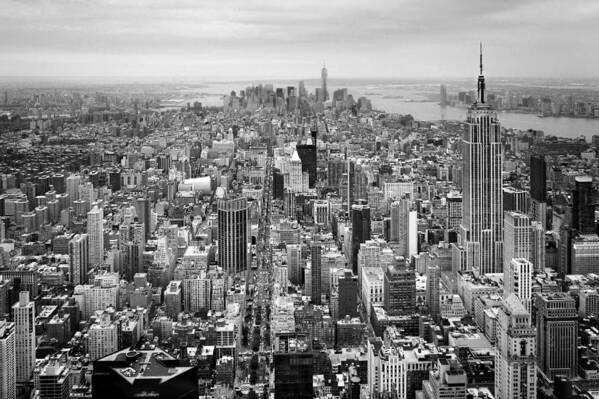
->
[[0, 320, 16, 399], [69, 233, 89, 285], [310, 241, 322, 305], [425, 265, 440, 322], [504, 258, 533, 314], [460, 45, 503, 275], [572, 176, 596, 234], [87, 205, 104, 266], [384, 265, 416, 316], [536, 293, 578, 379], [135, 197, 151, 238], [495, 294, 537, 399], [530, 154, 547, 203], [503, 212, 531, 271], [14, 291, 36, 382], [337, 270, 358, 320], [217, 197, 249, 276], [321, 63, 328, 102], [351, 203, 371, 275]]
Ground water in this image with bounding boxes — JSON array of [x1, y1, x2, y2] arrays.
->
[[174, 79, 599, 140]]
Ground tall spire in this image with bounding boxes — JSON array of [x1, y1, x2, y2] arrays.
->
[[477, 42, 486, 104]]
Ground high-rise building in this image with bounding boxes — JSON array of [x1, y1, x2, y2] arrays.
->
[[337, 270, 358, 320], [390, 196, 417, 254], [87, 205, 104, 266], [310, 242, 322, 305], [217, 197, 249, 276], [440, 84, 448, 107], [384, 265, 416, 316], [69, 234, 89, 285], [87, 313, 118, 361], [446, 191, 462, 230], [274, 352, 313, 399], [164, 280, 182, 318], [14, 291, 36, 382], [536, 293, 578, 379], [495, 294, 537, 399], [321, 63, 328, 102], [460, 45, 503, 275], [503, 212, 531, 270], [287, 244, 303, 285], [351, 203, 371, 275], [34, 356, 73, 399], [503, 186, 528, 213], [572, 176, 596, 234], [504, 258, 533, 314], [296, 142, 317, 188], [135, 197, 151, 238], [530, 221, 546, 272], [530, 154, 547, 203], [288, 150, 306, 193], [425, 265, 440, 322], [0, 320, 16, 399], [422, 358, 467, 399]]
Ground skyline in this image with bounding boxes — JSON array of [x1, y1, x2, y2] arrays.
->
[[2, 0, 599, 80]]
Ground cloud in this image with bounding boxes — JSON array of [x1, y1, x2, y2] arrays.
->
[[0, 0, 597, 79]]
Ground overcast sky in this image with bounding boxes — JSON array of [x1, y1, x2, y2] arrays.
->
[[0, 0, 597, 80]]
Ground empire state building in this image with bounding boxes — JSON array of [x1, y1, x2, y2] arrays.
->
[[460, 44, 503, 275]]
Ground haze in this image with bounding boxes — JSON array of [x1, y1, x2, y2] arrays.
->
[[1, 0, 597, 80]]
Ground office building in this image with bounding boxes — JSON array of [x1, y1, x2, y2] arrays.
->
[[69, 234, 89, 285], [34, 357, 72, 399], [530, 155, 547, 229], [0, 320, 15, 399], [14, 291, 36, 382], [536, 293, 578, 379], [310, 241, 322, 305], [87, 205, 104, 266], [504, 258, 533, 314], [460, 47, 504, 275], [503, 211, 531, 271], [572, 176, 596, 234], [338, 270, 358, 319], [351, 203, 371, 275], [425, 265, 440, 321], [274, 352, 313, 399], [384, 265, 416, 316], [217, 197, 249, 275], [495, 294, 537, 399]]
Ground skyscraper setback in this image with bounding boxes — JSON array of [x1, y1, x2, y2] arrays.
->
[[460, 45, 504, 275]]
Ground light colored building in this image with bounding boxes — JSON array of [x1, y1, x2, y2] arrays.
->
[[503, 212, 531, 273], [495, 294, 536, 399], [504, 258, 533, 314], [361, 267, 384, 317], [87, 313, 118, 361], [87, 205, 104, 266], [14, 291, 36, 382], [460, 57, 503, 275], [0, 320, 16, 399]]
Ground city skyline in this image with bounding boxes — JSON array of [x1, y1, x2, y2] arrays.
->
[[1, 0, 599, 79]]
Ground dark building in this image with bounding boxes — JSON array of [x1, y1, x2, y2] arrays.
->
[[274, 352, 313, 399], [327, 158, 346, 188], [572, 176, 596, 234], [337, 270, 358, 319], [92, 347, 198, 399], [310, 241, 322, 305], [384, 265, 416, 315], [530, 155, 547, 202], [350, 203, 371, 275], [217, 197, 249, 275], [273, 168, 284, 200], [296, 143, 317, 188], [502, 187, 528, 213], [135, 197, 151, 238]]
